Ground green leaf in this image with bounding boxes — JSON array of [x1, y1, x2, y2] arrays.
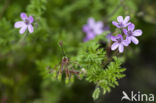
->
[[92, 87, 100, 100]]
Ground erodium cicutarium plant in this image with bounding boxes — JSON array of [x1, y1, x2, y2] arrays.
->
[[12, 13, 142, 100], [14, 12, 34, 34]]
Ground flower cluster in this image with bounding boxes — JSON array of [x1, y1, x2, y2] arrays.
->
[[111, 16, 142, 53], [14, 13, 34, 34], [14, 13, 142, 54], [83, 18, 104, 42]]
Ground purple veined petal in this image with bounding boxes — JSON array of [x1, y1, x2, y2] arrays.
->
[[28, 16, 34, 23], [117, 16, 123, 22], [133, 29, 142, 36], [128, 23, 135, 31], [124, 16, 130, 24], [28, 24, 34, 33], [20, 12, 28, 20], [14, 21, 25, 28], [19, 25, 27, 34], [117, 34, 123, 40], [112, 21, 119, 28], [125, 22, 131, 27], [88, 18, 95, 28], [111, 42, 119, 51], [111, 35, 117, 41], [126, 37, 131, 44], [123, 29, 128, 36], [119, 44, 124, 53], [131, 36, 139, 44], [122, 40, 129, 46], [83, 25, 89, 33]]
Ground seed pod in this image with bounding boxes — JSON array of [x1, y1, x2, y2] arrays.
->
[[65, 77, 69, 84], [58, 73, 62, 81], [70, 75, 74, 83]]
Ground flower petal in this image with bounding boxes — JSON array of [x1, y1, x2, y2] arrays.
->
[[119, 44, 124, 53], [128, 23, 135, 31], [28, 16, 34, 23], [126, 37, 131, 44], [123, 29, 128, 36], [14, 21, 25, 28], [20, 12, 27, 20], [111, 42, 119, 50], [95, 28, 103, 35], [123, 22, 131, 28], [83, 32, 95, 42], [112, 21, 119, 28], [122, 40, 129, 46], [94, 26, 103, 35], [117, 34, 123, 40], [28, 25, 34, 33], [88, 18, 95, 28], [87, 32, 95, 38], [19, 25, 27, 34], [95, 21, 104, 34], [111, 35, 117, 41], [131, 36, 139, 44], [124, 16, 130, 24], [83, 25, 89, 33], [117, 16, 123, 22], [96, 21, 103, 28], [133, 29, 142, 36], [83, 37, 89, 42]]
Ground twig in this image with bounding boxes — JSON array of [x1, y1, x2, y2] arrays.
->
[[103, 50, 119, 68]]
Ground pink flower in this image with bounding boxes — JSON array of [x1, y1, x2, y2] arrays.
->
[[83, 18, 104, 42], [123, 23, 142, 45], [111, 34, 129, 53], [112, 16, 131, 28], [14, 12, 34, 34]]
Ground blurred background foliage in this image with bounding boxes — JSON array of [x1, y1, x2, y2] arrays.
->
[[0, 0, 156, 103]]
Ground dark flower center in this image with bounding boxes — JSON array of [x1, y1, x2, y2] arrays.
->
[[90, 28, 94, 33], [117, 38, 122, 43], [118, 22, 124, 27], [25, 19, 30, 25], [127, 31, 133, 36]]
